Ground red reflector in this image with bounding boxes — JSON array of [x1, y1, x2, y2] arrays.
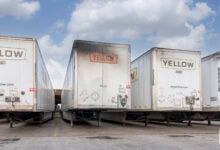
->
[[126, 85, 131, 89], [29, 88, 37, 92], [198, 90, 201, 94]]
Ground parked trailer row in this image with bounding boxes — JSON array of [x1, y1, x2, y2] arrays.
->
[[0, 36, 54, 127], [61, 40, 220, 127], [0, 36, 219, 128]]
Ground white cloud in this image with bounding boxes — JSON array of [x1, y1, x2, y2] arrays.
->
[[50, 20, 65, 33], [67, 0, 214, 40], [46, 59, 66, 89], [39, 35, 62, 56], [0, 0, 40, 19], [54, 20, 65, 29], [187, 2, 215, 22], [158, 24, 206, 50], [38, 34, 73, 60]]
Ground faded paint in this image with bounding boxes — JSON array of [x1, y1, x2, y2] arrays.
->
[[62, 40, 131, 110]]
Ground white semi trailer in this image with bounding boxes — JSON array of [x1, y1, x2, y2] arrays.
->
[[0, 36, 54, 127], [202, 52, 220, 111], [61, 40, 131, 126], [131, 47, 202, 111], [120, 47, 203, 126]]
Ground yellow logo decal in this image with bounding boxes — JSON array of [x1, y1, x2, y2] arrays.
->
[[161, 58, 196, 70], [131, 68, 137, 83]]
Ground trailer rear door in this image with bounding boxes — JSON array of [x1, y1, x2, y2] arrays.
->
[[77, 44, 103, 107], [102, 45, 130, 108], [0, 38, 34, 111], [154, 49, 201, 110], [77, 42, 130, 109]]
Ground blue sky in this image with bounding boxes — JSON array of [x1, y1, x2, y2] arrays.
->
[[0, 0, 220, 88]]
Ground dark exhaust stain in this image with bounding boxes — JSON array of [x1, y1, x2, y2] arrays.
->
[[0, 138, 20, 145], [87, 136, 121, 140], [169, 135, 194, 138]]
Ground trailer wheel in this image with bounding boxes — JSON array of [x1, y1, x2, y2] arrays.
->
[[9, 116, 14, 128], [39, 113, 44, 125], [144, 112, 149, 127], [51, 112, 54, 120], [207, 115, 211, 126], [70, 120, 74, 127]]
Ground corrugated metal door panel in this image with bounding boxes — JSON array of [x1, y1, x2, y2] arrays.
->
[[61, 53, 74, 110], [36, 41, 54, 112], [131, 60, 139, 109], [202, 60, 211, 107], [77, 44, 102, 107], [138, 56, 145, 109], [202, 54, 220, 109], [217, 61, 220, 106], [131, 52, 152, 110], [102, 46, 130, 109], [144, 52, 153, 109], [209, 59, 218, 107]]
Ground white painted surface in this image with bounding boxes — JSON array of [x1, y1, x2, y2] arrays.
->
[[62, 40, 131, 110], [202, 52, 220, 110], [0, 36, 54, 112], [131, 47, 202, 111]]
